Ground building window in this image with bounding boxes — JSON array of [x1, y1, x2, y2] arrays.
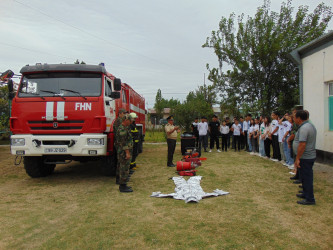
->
[[329, 82, 333, 131]]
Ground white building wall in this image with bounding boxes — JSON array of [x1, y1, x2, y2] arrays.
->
[[302, 45, 333, 153]]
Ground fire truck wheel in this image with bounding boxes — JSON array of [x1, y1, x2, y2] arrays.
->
[[41, 163, 56, 176], [100, 154, 117, 176], [24, 156, 54, 178]]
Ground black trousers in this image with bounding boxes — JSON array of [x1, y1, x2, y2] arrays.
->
[[227, 132, 232, 148], [210, 134, 220, 149], [272, 135, 281, 160], [243, 131, 248, 150], [240, 133, 245, 149], [251, 137, 258, 153], [130, 143, 138, 168], [264, 138, 271, 158], [233, 135, 241, 150], [221, 134, 228, 151], [300, 158, 316, 202], [167, 139, 176, 165], [194, 133, 199, 148], [232, 135, 235, 149], [198, 135, 207, 156]]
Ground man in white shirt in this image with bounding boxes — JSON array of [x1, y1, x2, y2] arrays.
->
[[197, 116, 208, 154], [244, 114, 252, 152]]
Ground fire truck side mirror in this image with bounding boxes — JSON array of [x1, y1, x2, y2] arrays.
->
[[7, 79, 14, 100], [110, 92, 120, 99], [114, 78, 121, 91]]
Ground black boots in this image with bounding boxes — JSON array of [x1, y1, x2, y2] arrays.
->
[[119, 184, 133, 193]]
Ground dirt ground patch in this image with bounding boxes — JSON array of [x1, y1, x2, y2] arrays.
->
[[0, 145, 332, 249]]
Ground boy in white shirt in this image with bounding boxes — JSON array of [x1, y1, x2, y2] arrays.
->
[[270, 111, 281, 161], [231, 118, 242, 151], [220, 120, 229, 152], [246, 114, 253, 152]]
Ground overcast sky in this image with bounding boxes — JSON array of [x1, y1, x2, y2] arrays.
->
[[1, 0, 332, 108]]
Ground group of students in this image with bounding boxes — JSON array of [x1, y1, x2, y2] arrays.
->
[[192, 112, 296, 169], [192, 108, 317, 205]]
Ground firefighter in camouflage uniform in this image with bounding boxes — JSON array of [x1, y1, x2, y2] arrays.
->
[[114, 109, 127, 185], [115, 114, 133, 193]]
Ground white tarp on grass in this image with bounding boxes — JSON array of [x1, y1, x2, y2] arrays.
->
[[151, 176, 229, 203]]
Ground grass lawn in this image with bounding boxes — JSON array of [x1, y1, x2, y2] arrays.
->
[[0, 144, 332, 249], [145, 130, 166, 142]]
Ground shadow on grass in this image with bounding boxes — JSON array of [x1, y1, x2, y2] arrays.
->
[[31, 161, 114, 186]]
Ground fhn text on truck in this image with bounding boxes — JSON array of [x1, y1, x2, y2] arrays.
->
[[9, 63, 146, 178]]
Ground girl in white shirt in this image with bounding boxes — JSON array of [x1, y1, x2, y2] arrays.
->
[[231, 118, 242, 151], [282, 115, 294, 167], [259, 118, 266, 157], [251, 118, 259, 154]]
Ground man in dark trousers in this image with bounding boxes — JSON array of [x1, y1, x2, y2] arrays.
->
[[293, 110, 317, 205], [114, 109, 128, 184], [208, 115, 221, 152], [289, 106, 303, 184], [115, 114, 133, 192], [165, 116, 180, 167]]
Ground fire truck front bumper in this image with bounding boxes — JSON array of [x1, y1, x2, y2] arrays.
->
[[10, 134, 107, 156]]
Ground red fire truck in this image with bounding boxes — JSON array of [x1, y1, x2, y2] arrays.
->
[[9, 63, 145, 177]]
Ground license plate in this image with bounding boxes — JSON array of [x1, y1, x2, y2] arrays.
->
[[44, 148, 67, 153]]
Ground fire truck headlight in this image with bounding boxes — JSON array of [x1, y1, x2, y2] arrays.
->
[[11, 138, 25, 146], [87, 138, 104, 146]]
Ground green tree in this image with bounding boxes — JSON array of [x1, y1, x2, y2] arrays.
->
[[195, 83, 217, 107], [173, 89, 214, 131], [154, 89, 180, 120], [154, 89, 167, 120], [203, 0, 332, 115], [74, 59, 86, 64], [0, 86, 10, 134]]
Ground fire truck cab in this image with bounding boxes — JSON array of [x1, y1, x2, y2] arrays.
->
[[10, 63, 145, 177]]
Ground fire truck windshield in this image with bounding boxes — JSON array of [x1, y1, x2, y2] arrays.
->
[[18, 72, 102, 98]]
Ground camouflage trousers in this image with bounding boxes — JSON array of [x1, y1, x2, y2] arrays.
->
[[117, 151, 131, 185], [116, 148, 132, 176]]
